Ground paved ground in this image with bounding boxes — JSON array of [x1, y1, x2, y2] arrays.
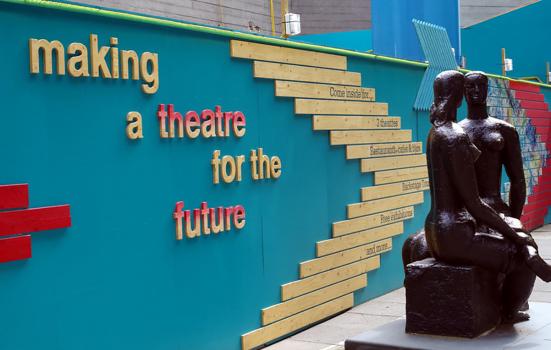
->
[[266, 224, 551, 350]]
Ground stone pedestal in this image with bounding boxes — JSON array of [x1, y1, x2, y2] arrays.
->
[[405, 258, 500, 338], [345, 302, 551, 350]]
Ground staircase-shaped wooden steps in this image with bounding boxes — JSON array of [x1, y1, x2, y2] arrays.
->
[[231, 40, 429, 350]]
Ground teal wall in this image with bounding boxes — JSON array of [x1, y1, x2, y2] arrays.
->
[[291, 29, 372, 52], [0, 3, 428, 350], [462, 0, 551, 82], [2, 2, 550, 350]]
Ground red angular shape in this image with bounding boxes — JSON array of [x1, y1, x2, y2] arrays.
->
[[0, 235, 31, 263], [510, 81, 541, 93], [0, 205, 71, 237], [514, 90, 545, 102], [530, 119, 551, 128], [525, 109, 551, 118], [520, 100, 548, 110], [0, 184, 29, 210]]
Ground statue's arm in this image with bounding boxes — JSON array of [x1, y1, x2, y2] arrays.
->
[[503, 126, 526, 219], [447, 137, 530, 245]]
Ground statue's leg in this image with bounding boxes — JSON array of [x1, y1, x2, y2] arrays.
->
[[501, 262, 535, 323], [522, 245, 551, 282], [401, 230, 431, 271]]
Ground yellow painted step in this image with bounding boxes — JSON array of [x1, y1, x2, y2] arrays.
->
[[231, 40, 347, 70], [262, 275, 366, 325], [241, 294, 354, 350], [254, 61, 360, 85], [296, 99, 387, 115], [275, 81, 374, 101]]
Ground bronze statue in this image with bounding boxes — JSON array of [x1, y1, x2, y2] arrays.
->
[[458, 71, 536, 321], [423, 70, 551, 323], [403, 71, 551, 337], [459, 71, 526, 220]]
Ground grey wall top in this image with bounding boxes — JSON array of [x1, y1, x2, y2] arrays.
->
[[76, 0, 284, 36], [289, 0, 371, 34], [75, 0, 537, 35], [460, 0, 540, 28]]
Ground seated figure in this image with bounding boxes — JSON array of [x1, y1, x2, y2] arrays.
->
[[458, 72, 536, 321], [405, 71, 551, 327]]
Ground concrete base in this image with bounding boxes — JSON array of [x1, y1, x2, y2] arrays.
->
[[345, 302, 551, 350]]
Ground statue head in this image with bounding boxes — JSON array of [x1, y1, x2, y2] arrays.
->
[[465, 71, 488, 107], [430, 70, 465, 126]]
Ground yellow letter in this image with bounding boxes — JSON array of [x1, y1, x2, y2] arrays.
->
[[29, 38, 65, 75], [121, 50, 139, 80], [89, 34, 111, 78], [67, 43, 89, 77], [140, 52, 159, 94], [126, 111, 143, 139]]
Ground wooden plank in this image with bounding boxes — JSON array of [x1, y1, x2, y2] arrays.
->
[[275, 81, 374, 101], [333, 207, 413, 237], [361, 154, 426, 172], [361, 178, 429, 201], [330, 130, 411, 145], [318, 222, 403, 257], [347, 192, 424, 219], [0, 205, 71, 236], [241, 294, 354, 350], [231, 40, 347, 70], [0, 184, 29, 210], [0, 235, 31, 263], [300, 239, 392, 278], [262, 275, 366, 325], [254, 61, 360, 85], [347, 142, 423, 159], [313, 116, 400, 130], [375, 166, 428, 185], [296, 99, 387, 115], [281, 256, 380, 301]]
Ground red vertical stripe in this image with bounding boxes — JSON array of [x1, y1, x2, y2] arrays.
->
[[0, 235, 31, 263], [0, 184, 29, 210]]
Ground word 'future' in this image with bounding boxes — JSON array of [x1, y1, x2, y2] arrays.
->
[[173, 201, 245, 240]]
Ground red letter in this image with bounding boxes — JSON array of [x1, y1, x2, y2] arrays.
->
[[233, 111, 246, 138], [233, 205, 246, 229], [157, 104, 168, 138], [200, 201, 211, 234], [224, 206, 234, 231], [173, 201, 185, 240], [185, 111, 201, 138], [215, 105, 224, 137], [210, 207, 224, 234], [167, 104, 183, 138], [223, 112, 233, 137]]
